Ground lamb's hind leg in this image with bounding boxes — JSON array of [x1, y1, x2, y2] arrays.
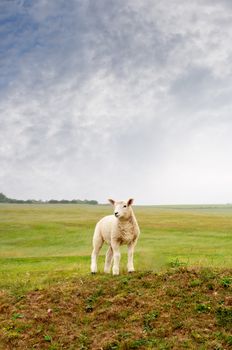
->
[[104, 246, 113, 273], [127, 242, 136, 273], [91, 227, 103, 274]]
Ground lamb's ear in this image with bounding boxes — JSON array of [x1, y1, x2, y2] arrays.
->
[[127, 198, 134, 206], [108, 199, 115, 205]]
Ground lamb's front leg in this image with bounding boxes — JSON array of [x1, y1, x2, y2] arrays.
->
[[127, 242, 135, 273], [112, 243, 121, 276]]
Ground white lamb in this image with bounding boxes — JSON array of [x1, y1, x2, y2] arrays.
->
[[91, 198, 140, 275]]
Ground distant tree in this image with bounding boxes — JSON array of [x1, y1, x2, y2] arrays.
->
[[87, 200, 98, 205], [0, 193, 98, 205], [0, 193, 8, 202], [60, 200, 69, 204]]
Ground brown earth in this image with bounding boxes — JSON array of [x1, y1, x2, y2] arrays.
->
[[0, 268, 232, 349]]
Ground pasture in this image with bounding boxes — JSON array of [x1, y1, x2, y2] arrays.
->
[[0, 204, 232, 349], [0, 203, 232, 292]]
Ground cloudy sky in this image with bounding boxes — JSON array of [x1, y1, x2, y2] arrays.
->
[[1, 0, 232, 204]]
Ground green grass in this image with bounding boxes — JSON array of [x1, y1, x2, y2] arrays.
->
[[0, 204, 232, 349], [0, 203, 232, 292]]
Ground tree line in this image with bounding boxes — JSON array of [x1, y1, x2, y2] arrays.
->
[[0, 193, 98, 205]]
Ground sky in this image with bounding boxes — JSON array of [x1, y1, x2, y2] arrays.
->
[[1, 0, 232, 205]]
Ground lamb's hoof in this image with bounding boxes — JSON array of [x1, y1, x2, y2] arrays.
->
[[128, 270, 135, 274], [91, 272, 96, 275]]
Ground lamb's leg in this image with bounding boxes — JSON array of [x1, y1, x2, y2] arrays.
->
[[112, 243, 121, 276], [91, 229, 103, 274], [104, 246, 113, 273], [127, 242, 135, 273]]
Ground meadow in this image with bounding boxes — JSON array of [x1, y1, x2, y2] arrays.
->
[[0, 203, 232, 292], [0, 204, 232, 349], [0, 204, 232, 288]]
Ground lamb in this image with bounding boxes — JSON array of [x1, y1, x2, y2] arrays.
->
[[91, 198, 140, 275]]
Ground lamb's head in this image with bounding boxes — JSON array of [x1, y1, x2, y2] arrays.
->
[[108, 198, 134, 220]]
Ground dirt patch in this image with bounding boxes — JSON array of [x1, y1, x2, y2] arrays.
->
[[0, 268, 232, 349]]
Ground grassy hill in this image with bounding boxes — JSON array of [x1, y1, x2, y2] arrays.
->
[[0, 268, 232, 349]]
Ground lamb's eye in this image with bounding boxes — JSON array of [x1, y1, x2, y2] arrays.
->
[[123, 205, 127, 208]]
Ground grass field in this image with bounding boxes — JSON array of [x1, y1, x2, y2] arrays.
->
[[0, 204, 232, 349], [0, 203, 232, 292]]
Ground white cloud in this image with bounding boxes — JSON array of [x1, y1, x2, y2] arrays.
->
[[1, 0, 232, 203]]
